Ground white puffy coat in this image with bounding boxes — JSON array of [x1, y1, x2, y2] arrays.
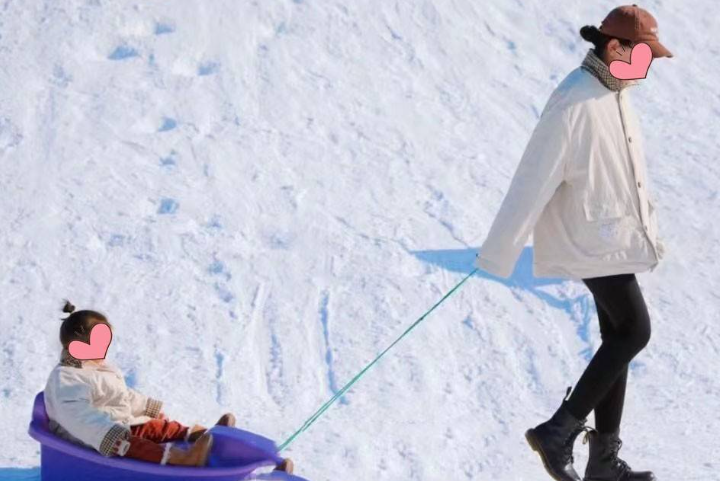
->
[[475, 66, 665, 280], [44, 359, 163, 455]]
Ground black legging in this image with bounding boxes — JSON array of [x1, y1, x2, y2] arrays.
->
[[565, 273, 652, 433]]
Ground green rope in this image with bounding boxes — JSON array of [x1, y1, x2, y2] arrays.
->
[[278, 268, 479, 451]]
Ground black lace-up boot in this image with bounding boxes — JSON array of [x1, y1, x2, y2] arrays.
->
[[526, 387, 593, 481], [582, 428, 656, 481]]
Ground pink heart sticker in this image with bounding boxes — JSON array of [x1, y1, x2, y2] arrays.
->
[[68, 323, 112, 360], [609, 42, 653, 80]]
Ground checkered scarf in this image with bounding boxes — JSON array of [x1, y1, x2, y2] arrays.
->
[[60, 348, 83, 368], [580, 48, 638, 92]]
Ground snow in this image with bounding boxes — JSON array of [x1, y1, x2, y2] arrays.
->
[[1, 0, 719, 480]]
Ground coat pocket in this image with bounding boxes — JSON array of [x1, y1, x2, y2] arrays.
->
[[580, 199, 635, 256], [582, 200, 627, 221]]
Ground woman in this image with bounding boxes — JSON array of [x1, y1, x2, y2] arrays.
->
[[474, 6, 672, 481]]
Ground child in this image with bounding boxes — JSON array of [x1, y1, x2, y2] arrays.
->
[[44, 300, 294, 473]]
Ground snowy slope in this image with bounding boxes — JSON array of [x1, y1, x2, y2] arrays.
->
[[1, 0, 719, 480]]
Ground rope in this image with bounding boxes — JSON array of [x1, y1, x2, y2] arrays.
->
[[278, 268, 479, 451]]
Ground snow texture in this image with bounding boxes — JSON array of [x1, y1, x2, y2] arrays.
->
[[1, 1, 719, 480]]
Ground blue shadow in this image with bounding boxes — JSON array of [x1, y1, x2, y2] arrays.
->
[[411, 247, 596, 362], [0, 468, 40, 480]]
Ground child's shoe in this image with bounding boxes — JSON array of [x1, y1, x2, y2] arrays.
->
[[216, 413, 236, 427], [274, 458, 294, 474], [168, 432, 213, 467], [188, 413, 236, 442]]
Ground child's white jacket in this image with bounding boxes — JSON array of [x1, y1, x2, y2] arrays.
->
[[44, 354, 163, 456], [474, 65, 665, 280]]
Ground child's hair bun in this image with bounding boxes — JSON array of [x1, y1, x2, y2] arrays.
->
[[62, 299, 76, 314]]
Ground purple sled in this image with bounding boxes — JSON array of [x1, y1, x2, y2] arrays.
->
[[28, 392, 305, 481]]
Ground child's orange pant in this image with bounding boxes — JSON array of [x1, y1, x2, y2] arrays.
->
[[124, 419, 190, 463]]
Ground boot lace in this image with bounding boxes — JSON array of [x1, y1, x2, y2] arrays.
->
[[582, 429, 632, 476], [564, 425, 593, 464], [608, 437, 632, 475]]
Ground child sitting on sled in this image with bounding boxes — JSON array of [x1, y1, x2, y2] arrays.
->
[[44, 300, 294, 473]]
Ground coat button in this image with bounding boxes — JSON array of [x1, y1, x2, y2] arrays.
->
[[637, 181, 642, 188], [644, 225, 649, 231], [628, 137, 633, 143]]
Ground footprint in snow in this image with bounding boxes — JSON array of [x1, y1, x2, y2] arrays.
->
[[198, 61, 220, 76], [157, 198, 179, 215], [158, 117, 177, 132], [154, 21, 176, 35], [108, 45, 140, 61]]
